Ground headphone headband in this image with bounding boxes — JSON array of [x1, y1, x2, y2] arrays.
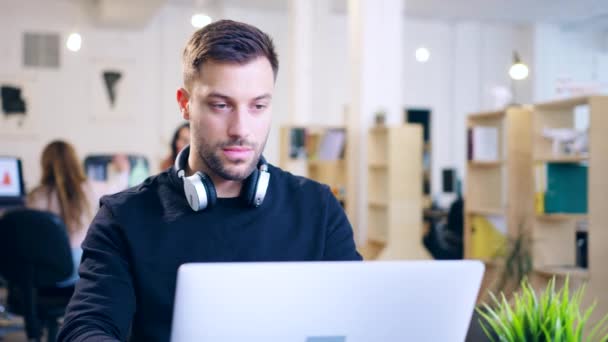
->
[[174, 145, 190, 178]]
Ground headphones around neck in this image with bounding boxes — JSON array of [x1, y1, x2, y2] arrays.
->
[[174, 145, 270, 211]]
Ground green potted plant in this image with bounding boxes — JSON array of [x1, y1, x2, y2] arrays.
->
[[489, 221, 533, 300], [477, 277, 608, 341]]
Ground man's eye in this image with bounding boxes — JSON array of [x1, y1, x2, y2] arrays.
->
[[212, 103, 228, 109], [255, 104, 266, 110]]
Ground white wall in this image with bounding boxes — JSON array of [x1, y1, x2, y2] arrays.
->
[[0, 0, 162, 190], [294, 12, 535, 206], [533, 25, 608, 102], [401, 19, 533, 205], [4, 0, 596, 214], [0, 0, 293, 191], [311, 7, 350, 126]]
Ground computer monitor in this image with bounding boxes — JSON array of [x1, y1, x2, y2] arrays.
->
[[171, 260, 484, 342], [84, 154, 150, 187], [0, 156, 25, 206]]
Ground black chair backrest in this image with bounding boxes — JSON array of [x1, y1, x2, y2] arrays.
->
[[0, 209, 73, 287], [447, 196, 464, 236]]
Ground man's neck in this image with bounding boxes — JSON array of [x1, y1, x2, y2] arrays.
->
[[186, 154, 243, 198]]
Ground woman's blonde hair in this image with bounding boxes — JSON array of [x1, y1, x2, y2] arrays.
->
[[39, 140, 90, 234]]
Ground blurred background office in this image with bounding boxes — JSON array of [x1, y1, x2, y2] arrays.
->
[[1, 0, 607, 341]]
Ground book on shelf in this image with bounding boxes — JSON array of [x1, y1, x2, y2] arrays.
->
[[289, 127, 346, 161], [470, 214, 507, 259], [467, 126, 499, 161], [535, 163, 546, 214], [317, 129, 346, 161], [545, 163, 588, 214], [289, 128, 306, 158]]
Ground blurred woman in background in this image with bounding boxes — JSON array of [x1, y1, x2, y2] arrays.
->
[[160, 122, 190, 170], [26, 140, 128, 286]]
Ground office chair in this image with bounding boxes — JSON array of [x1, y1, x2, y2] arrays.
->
[[423, 196, 464, 260], [0, 209, 75, 342]]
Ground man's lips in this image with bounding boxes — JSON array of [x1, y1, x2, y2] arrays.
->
[[222, 146, 253, 159]]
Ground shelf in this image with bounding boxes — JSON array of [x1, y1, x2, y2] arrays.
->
[[534, 96, 590, 111], [468, 160, 504, 168], [535, 266, 590, 280], [423, 196, 432, 209], [467, 207, 504, 216], [486, 260, 503, 269], [358, 240, 386, 260], [534, 155, 588, 163], [468, 110, 505, 121], [368, 200, 388, 209], [368, 162, 388, 169], [307, 159, 344, 167], [369, 126, 388, 133], [536, 213, 587, 221], [283, 124, 346, 132]]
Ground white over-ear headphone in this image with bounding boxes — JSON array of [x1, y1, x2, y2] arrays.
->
[[174, 145, 270, 211]]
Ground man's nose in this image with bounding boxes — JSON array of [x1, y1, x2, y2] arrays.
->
[[227, 107, 251, 139]]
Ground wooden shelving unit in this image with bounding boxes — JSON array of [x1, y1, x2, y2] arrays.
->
[[534, 156, 588, 163], [464, 106, 534, 301], [535, 266, 590, 280], [279, 125, 350, 218], [464, 106, 534, 260], [467, 207, 506, 216], [530, 95, 608, 322], [535, 213, 587, 221], [467, 161, 504, 168], [361, 124, 429, 260]]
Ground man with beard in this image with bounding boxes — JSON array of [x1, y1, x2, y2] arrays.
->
[[57, 20, 361, 342]]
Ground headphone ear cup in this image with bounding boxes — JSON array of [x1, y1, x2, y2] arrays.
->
[[198, 172, 217, 208], [241, 169, 260, 207], [183, 172, 216, 211]]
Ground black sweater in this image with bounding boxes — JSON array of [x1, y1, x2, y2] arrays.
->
[[57, 165, 361, 342]]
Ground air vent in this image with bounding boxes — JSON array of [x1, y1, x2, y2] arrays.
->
[[23, 32, 60, 68]]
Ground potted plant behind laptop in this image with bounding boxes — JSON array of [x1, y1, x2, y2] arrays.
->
[[489, 220, 534, 300], [477, 276, 608, 342]]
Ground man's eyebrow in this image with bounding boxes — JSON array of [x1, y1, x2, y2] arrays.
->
[[205, 93, 272, 101], [206, 92, 231, 100], [253, 94, 272, 101]]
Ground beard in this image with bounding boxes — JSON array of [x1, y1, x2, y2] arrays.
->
[[195, 136, 265, 181]]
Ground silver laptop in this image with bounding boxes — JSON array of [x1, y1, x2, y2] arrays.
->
[[170, 260, 484, 342]]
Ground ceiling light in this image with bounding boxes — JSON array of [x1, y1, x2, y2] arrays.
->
[[509, 52, 529, 80], [66, 32, 82, 52], [415, 47, 430, 63], [191, 14, 212, 28]]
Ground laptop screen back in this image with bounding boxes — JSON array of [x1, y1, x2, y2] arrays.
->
[[171, 260, 484, 342]]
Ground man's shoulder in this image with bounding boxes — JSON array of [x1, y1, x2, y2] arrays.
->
[[268, 164, 331, 196], [99, 171, 171, 212]]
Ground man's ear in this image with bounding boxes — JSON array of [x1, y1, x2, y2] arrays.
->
[[176, 88, 191, 120]]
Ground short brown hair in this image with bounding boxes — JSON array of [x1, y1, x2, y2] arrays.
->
[[182, 19, 279, 90]]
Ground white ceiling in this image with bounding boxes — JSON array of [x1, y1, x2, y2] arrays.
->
[[403, 0, 608, 29], [77, 0, 166, 28], [82, 0, 608, 31]]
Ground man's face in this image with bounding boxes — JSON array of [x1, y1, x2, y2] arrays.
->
[[180, 57, 274, 181]]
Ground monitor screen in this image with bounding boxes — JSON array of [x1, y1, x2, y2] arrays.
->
[[84, 154, 150, 188], [0, 157, 24, 198]]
